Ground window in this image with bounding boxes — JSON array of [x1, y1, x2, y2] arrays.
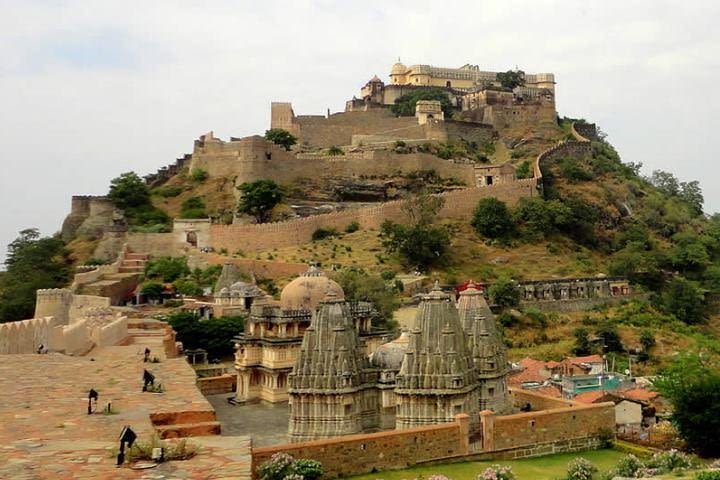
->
[[446, 81, 452, 88], [485, 176, 493, 185], [488, 387, 495, 396]]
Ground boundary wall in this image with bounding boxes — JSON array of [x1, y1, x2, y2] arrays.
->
[[210, 180, 539, 252], [71, 244, 129, 292], [250, 389, 614, 479]]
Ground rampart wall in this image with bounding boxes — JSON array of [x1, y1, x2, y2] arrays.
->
[[210, 180, 538, 253], [93, 316, 128, 348], [0, 317, 60, 354], [252, 414, 471, 479], [56, 319, 93, 355], [571, 122, 597, 142], [71, 244, 128, 292]]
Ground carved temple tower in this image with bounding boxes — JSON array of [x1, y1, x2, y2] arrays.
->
[[457, 282, 510, 412], [394, 284, 479, 429], [287, 290, 379, 441]]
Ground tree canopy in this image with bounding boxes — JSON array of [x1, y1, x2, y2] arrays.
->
[[265, 128, 297, 151], [107, 172, 170, 226], [471, 197, 514, 239], [237, 179, 286, 223], [654, 353, 720, 457], [333, 268, 399, 329], [0, 229, 71, 322], [390, 87, 454, 118], [497, 70, 525, 89], [166, 312, 245, 359]]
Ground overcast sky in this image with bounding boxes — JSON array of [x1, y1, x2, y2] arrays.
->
[[1, 1, 719, 265]]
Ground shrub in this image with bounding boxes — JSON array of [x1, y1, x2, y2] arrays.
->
[[180, 196, 208, 219], [126, 434, 198, 462], [292, 459, 323, 480], [515, 160, 531, 179], [696, 472, 720, 480], [154, 185, 184, 197], [345, 221, 360, 233], [189, 168, 208, 182], [84, 257, 110, 266], [380, 270, 396, 281], [172, 278, 203, 296], [141, 282, 164, 301], [479, 464, 516, 480], [566, 457, 597, 480], [646, 449, 695, 473], [312, 228, 339, 241], [256, 453, 324, 480]]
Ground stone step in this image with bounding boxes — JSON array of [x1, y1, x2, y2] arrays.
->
[[122, 259, 146, 266], [125, 253, 150, 260], [119, 266, 144, 273], [155, 421, 222, 439]]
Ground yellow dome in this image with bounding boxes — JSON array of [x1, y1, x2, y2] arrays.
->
[[280, 266, 344, 311], [391, 61, 407, 75]]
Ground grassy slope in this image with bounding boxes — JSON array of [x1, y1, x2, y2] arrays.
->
[[349, 448, 625, 480]]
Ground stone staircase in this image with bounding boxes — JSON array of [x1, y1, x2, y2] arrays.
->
[[77, 250, 149, 304]]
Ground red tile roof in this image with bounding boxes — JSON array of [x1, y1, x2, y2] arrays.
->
[[573, 391, 607, 404], [568, 355, 603, 364], [533, 385, 562, 398], [616, 388, 658, 402], [509, 357, 551, 385]]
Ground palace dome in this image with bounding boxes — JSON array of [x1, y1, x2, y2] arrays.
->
[[279, 265, 344, 311], [391, 61, 407, 75]]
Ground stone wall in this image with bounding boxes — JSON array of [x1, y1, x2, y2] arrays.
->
[[197, 374, 237, 395], [34, 288, 73, 325], [56, 319, 93, 355], [480, 389, 615, 453], [67, 294, 112, 323], [571, 122, 597, 142], [93, 316, 128, 348], [252, 414, 471, 479], [210, 181, 539, 253]]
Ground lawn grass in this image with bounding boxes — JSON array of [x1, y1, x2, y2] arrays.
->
[[349, 448, 625, 480]]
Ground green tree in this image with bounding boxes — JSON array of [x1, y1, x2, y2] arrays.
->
[[264, 128, 297, 151], [572, 327, 592, 355], [172, 278, 203, 296], [390, 87, 454, 118], [0, 229, 71, 322], [497, 70, 525, 89], [334, 268, 399, 329], [471, 197, 514, 239], [488, 277, 520, 309], [166, 312, 245, 358], [595, 322, 623, 353], [237, 180, 285, 223], [515, 160, 531, 179], [379, 193, 449, 270], [108, 172, 151, 210], [512, 197, 571, 240], [654, 354, 720, 457], [140, 281, 164, 301], [663, 276, 707, 324], [144, 257, 191, 282]]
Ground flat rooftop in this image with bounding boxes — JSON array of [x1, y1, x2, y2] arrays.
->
[[0, 332, 252, 478]]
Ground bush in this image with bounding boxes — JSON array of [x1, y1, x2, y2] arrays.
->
[[390, 87, 454, 118], [566, 457, 597, 480], [180, 196, 208, 219], [479, 464, 516, 480], [646, 449, 695, 473], [696, 472, 720, 480], [154, 185, 184, 197], [472, 197, 514, 239], [173, 278, 203, 296], [257, 453, 323, 480], [558, 157, 594, 181], [663, 276, 707, 324], [515, 160, 531, 179], [126, 434, 198, 462], [189, 168, 208, 182], [84, 257, 110, 266], [344, 221, 360, 233], [311, 228, 339, 241]]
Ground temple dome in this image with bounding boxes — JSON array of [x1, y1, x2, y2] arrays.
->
[[369, 330, 409, 371], [280, 266, 344, 311]]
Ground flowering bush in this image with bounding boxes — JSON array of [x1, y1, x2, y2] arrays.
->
[[479, 464, 516, 480], [257, 453, 324, 480], [646, 449, 695, 472], [613, 454, 644, 478], [258, 453, 295, 480], [566, 457, 597, 480], [426, 475, 450, 480]]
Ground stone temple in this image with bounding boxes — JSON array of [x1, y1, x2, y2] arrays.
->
[[288, 282, 510, 441]]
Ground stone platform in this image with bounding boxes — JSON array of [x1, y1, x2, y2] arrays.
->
[[0, 330, 251, 479]]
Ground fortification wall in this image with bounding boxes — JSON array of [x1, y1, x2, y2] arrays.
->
[[204, 256, 308, 279], [68, 294, 112, 323], [486, 104, 557, 129], [34, 289, 73, 325], [93, 316, 128, 347], [210, 181, 538, 253], [252, 414, 470, 479], [571, 122, 598, 142], [71, 244, 127, 292], [127, 233, 186, 257], [0, 317, 60, 354], [58, 319, 93, 355]]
